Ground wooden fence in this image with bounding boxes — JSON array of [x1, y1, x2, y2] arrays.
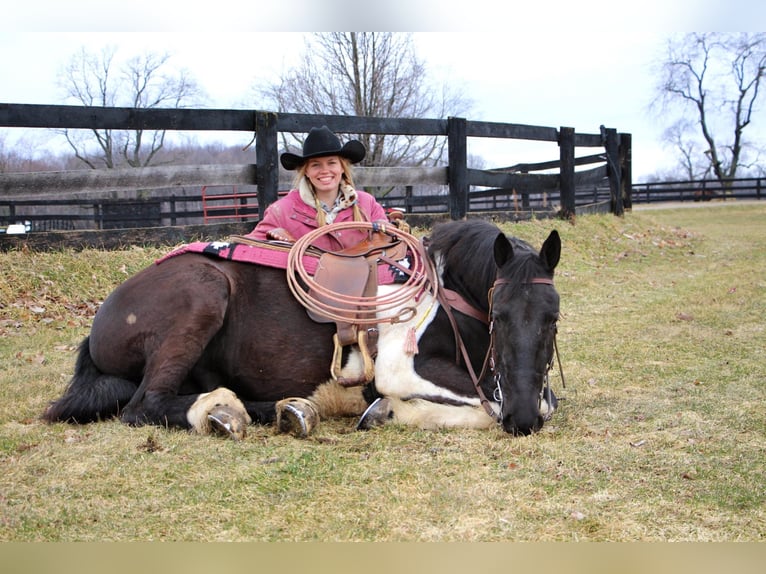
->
[[0, 103, 632, 234], [632, 177, 765, 203]]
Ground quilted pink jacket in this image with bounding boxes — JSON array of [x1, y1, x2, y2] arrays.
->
[[245, 188, 388, 252]]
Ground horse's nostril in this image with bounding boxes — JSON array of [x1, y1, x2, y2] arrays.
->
[[503, 414, 544, 436]]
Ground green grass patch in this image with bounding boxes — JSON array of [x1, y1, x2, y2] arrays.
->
[[1, 205, 764, 541]]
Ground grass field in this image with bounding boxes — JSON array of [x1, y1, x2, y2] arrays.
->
[[0, 203, 764, 541]]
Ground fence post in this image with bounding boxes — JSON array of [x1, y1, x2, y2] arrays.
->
[[559, 126, 576, 219], [255, 111, 279, 219], [94, 202, 103, 230], [447, 116, 468, 220], [170, 194, 177, 226], [601, 126, 623, 216], [620, 133, 632, 210]]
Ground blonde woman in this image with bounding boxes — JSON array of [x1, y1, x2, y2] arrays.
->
[[246, 126, 390, 251]]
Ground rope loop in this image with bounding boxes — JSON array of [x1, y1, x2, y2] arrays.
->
[[286, 222, 439, 325]]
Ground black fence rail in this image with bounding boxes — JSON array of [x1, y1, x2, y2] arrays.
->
[[0, 180, 616, 232], [0, 103, 632, 236], [0, 192, 252, 231], [632, 177, 765, 203]]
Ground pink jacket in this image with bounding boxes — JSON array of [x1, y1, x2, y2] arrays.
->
[[245, 188, 388, 252]]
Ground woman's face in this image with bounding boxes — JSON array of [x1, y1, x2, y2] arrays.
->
[[305, 155, 344, 195]]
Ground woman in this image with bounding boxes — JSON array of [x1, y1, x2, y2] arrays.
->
[[245, 126, 392, 252]]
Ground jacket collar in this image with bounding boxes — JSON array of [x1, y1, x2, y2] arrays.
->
[[297, 176, 358, 211]]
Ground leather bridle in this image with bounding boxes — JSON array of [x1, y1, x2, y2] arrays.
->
[[437, 275, 563, 423]]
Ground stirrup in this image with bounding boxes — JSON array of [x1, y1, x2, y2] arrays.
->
[[332, 330, 376, 387]]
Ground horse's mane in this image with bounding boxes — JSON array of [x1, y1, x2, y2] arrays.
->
[[427, 219, 547, 310]]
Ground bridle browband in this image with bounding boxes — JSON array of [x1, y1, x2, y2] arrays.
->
[[437, 275, 563, 423]]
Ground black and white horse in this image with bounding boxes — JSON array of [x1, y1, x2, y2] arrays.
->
[[44, 219, 561, 438], [362, 219, 561, 435]]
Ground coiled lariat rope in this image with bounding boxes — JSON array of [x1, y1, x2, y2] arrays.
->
[[286, 221, 439, 326]]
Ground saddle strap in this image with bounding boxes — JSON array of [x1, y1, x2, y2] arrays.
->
[[332, 329, 378, 387]]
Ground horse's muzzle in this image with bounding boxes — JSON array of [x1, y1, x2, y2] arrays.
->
[[502, 413, 544, 436]]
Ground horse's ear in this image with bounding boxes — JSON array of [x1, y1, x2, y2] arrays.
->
[[540, 230, 561, 272], [494, 232, 513, 267]]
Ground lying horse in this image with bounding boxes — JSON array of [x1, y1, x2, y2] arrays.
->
[[43, 219, 561, 437]]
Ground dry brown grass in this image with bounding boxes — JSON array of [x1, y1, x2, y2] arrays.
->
[[1, 204, 764, 541]]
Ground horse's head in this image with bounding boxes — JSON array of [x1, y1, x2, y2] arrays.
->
[[490, 230, 561, 435]]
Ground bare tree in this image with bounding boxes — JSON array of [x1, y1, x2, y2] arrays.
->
[[58, 46, 206, 169], [653, 33, 766, 185], [256, 33, 472, 172], [661, 119, 705, 180], [0, 132, 67, 173]]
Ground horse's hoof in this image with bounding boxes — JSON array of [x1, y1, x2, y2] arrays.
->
[[187, 387, 251, 437], [356, 397, 393, 430], [207, 405, 249, 441], [275, 398, 319, 438]]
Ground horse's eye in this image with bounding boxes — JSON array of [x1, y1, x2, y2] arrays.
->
[[492, 310, 509, 322]]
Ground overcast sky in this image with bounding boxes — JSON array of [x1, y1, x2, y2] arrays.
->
[[2, 1, 765, 182]]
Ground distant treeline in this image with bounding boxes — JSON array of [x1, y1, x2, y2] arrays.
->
[[0, 140, 256, 173]]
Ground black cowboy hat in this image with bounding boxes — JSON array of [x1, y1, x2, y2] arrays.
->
[[280, 126, 366, 170]]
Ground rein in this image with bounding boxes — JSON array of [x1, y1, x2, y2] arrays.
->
[[438, 275, 562, 423]]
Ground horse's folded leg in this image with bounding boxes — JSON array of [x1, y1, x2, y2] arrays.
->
[[187, 388, 251, 439], [356, 397, 393, 430], [540, 387, 559, 422], [208, 405, 249, 441], [275, 398, 319, 438]]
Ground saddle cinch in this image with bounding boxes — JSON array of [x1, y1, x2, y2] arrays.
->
[[308, 232, 408, 387]]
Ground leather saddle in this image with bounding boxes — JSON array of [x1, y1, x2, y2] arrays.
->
[[309, 231, 407, 386]]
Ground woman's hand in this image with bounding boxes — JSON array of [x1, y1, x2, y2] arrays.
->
[[266, 228, 297, 243]]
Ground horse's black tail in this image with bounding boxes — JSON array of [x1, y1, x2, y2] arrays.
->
[[42, 337, 138, 424]]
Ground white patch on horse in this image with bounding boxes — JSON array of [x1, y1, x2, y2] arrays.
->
[[540, 397, 555, 419], [126, 313, 137, 325], [369, 284, 499, 429], [386, 397, 495, 430]]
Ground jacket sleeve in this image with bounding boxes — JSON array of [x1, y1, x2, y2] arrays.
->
[[245, 201, 285, 240]]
